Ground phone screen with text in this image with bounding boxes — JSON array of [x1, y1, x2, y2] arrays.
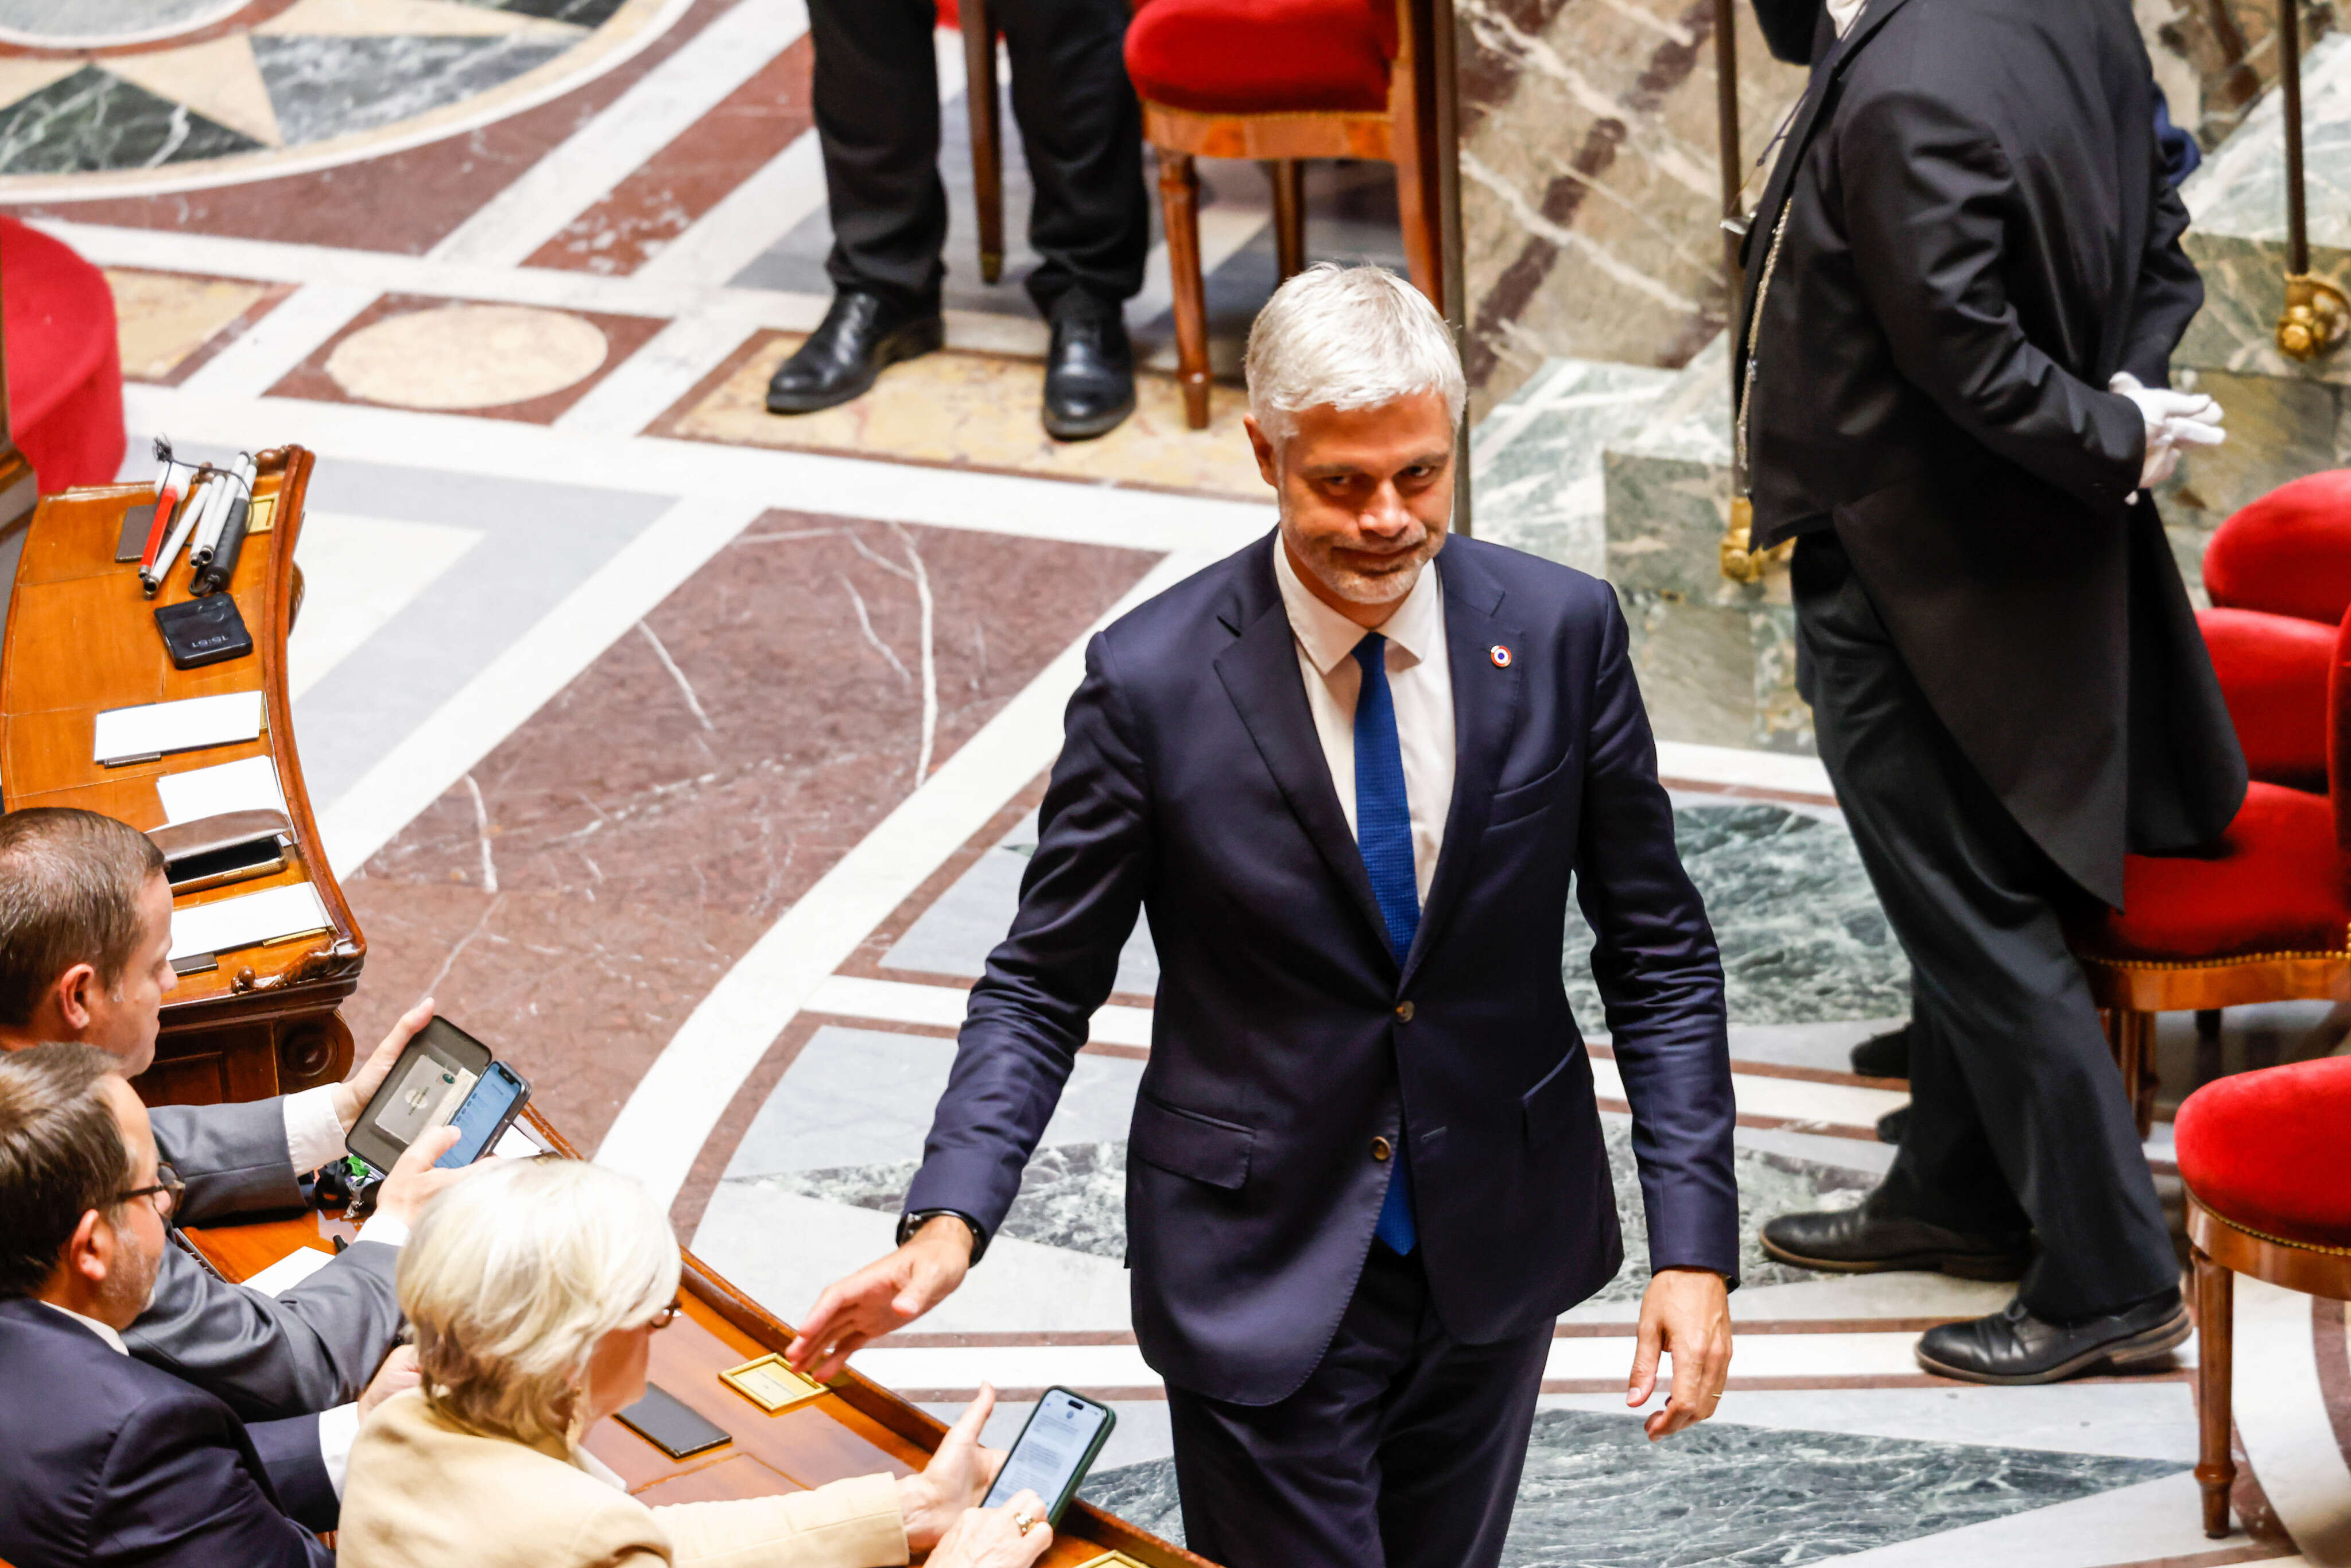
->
[[983, 1390, 1111, 1516]]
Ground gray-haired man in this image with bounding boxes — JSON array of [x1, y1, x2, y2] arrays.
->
[[788, 266, 1740, 1567]]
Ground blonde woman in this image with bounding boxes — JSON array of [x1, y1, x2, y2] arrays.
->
[[339, 1158, 1053, 1568]]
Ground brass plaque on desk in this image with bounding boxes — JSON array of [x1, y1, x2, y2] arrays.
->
[[1074, 1554, 1147, 1568], [719, 1353, 827, 1414]]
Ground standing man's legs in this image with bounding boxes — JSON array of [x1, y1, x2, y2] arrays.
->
[[1166, 1244, 1549, 1568], [1764, 535, 2185, 1379], [998, 0, 1149, 439], [769, 0, 947, 414]]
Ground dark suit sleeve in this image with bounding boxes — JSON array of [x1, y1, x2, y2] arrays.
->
[[2118, 152, 2205, 388], [1837, 87, 2146, 509], [94, 1390, 332, 1568], [127, 1237, 402, 1422], [1571, 593, 1740, 1282], [247, 1415, 339, 1534], [149, 1099, 306, 1223], [905, 632, 1154, 1237]]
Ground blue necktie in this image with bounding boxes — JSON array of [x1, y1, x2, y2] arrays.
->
[[1352, 633, 1419, 1255]]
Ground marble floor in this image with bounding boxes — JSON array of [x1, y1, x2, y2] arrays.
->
[[7, 3, 2350, 1562]]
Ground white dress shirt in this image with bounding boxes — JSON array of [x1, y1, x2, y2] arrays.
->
[[41, 1299, 129, 1353], [1827, 0, 1866, 35], [1273, 541, 1456, 906]]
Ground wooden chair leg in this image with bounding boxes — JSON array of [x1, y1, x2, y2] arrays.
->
[[961, 0, 1003, 284], [2102, 1007, 2157, 1141], [1158, 149, 1209, 429], [2192, 1243, 2236, 1538], [1384, 0, 1442, 309], [1270, 160, 1306, 283]]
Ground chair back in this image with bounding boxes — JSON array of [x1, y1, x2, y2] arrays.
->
[[2206, 469, 2351, 623], [2333, 601, 2351, 849]]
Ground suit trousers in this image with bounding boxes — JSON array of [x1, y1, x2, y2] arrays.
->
[[1791, 533, 2177, 1320], [808, 0, 1147, 316], [1164, 1241, 1551, 1568]]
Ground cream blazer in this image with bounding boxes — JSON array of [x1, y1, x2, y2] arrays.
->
[[339, 1390, 910, 1568]]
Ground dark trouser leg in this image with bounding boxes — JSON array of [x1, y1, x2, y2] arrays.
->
[[1791, 534, 2175, 1321], [1166, 1245, 1549, 1568], [810, 0, 945, 312], [995, 0, 1148, 313]]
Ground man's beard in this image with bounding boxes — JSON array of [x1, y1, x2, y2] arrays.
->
[[96, 1217, 161, 1323], [1292, 528, 1441, 606]]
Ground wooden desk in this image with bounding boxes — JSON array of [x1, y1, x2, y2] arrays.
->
[[0, 451, 362, 1106], [184, 1111, 1205, 1568]]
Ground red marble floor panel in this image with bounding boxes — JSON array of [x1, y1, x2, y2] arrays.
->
[[523, 32, 816, 275], [266, 293, 666, 422], [0, 0, 743, 256], [337, 514, 1161, 1152]]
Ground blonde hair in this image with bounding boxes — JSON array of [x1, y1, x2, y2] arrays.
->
[[399, 1158, 681, 1447], [1243, 263, 1465, 447]]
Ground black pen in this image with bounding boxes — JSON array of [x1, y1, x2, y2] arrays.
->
[[197, 459, 254, 597]]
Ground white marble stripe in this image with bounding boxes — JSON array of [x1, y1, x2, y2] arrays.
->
[[598, 550, 1218, 1206], [845, 1329, 1930, 1398], [2231, 1276, 2351, 1563], [805, 973, 1154, 1047], [1654, 739, 1834, 799], [429, 0, 813, 267], [550, 300, 769, 437], [171, 283, 378, 399], [122, 386, 1273, 554], [315, 494, 769, 877], [1801, 1473, 2255, 1567]]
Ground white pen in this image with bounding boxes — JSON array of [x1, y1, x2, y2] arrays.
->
[[188, 463, 235, 569], [145, 468, 211, 599]]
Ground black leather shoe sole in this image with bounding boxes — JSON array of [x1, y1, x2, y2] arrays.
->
[[1041, 386, 1136, 442], [1915, 1303, 2192, 1385], [765, 315, 944, 415], [1759, 1230, 2028, 1280]]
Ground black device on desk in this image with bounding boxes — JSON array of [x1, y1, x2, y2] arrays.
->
[[615, 1385, 731, 1461], [153, 595, 253, 669], [982, 1386, 1115, 1526], [344, 1017, 532, 1182]]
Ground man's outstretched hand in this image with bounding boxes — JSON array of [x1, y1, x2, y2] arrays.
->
[[331, 996, 437, 1132], [1627, 1266, 1732, 1441], [786, 1215, 974, 1381]]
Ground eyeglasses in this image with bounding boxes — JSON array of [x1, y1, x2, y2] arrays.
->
[[114, 1162, 184, 1223], [648, 1298, 682, 1332]]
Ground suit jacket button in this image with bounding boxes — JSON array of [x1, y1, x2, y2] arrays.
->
[[1370, 1136, 1393, 1162], [1394, 1001, 1415, 1022]]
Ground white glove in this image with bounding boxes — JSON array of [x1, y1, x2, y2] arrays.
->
[[2111, 371, 2225, 490]]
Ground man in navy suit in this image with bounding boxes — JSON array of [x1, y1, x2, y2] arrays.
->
[[789, 265, 1739, 1567], [0, 1043, 331, 1566]]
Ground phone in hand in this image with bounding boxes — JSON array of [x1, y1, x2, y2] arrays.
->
[[344, 1016, 530, 1177], [981, 1386, 1115, 1527]]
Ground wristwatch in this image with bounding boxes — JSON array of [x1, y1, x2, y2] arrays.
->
[[898, 1208, 989, 1266]]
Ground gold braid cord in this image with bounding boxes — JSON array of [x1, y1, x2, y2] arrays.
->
[[1727, 205, 1798, 584]]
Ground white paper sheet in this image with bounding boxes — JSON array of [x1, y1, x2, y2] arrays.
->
[[94, 691, 263, 766], [169, 882, 330, 961], [492, 1124, 546, 1161], [156, 755, 288, 826], [241, 1247, 333, 1298]]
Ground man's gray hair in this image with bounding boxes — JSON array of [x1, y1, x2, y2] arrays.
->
[[1244, 263, 1465, 447]]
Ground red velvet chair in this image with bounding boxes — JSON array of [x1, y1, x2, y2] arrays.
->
[[2175, 1054, 2351, 1538], [1123, 0, 1444, 426], [2071, 472, 2351, 1134], [1, 218, 125, 492]]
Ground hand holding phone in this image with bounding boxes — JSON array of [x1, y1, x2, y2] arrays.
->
[[346, 1016, 531, 1179], [980, 1387, 1114, 1527]]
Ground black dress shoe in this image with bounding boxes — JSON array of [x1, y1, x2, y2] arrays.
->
[[766, 290, 943, 415], [1850, 1022, 1912, 1078], [1760, 1202, 2030, 1279], [1876, 1103, 1910, 1146], [1916, 1289, 2191, 1384], [1042, 293, 1135, 441]]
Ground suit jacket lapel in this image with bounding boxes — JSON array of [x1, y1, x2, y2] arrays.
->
[[1213, 540, 1395, 962], [1735, 0, 1921, 375], [1400, 548, 1519, 992]]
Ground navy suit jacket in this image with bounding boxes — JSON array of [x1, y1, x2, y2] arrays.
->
[[907, 533, 1739, 1405], [0, 1296, 332, 1567]]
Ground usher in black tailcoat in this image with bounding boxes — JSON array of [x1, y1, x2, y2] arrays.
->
[[1737, 0, 2245, 905]]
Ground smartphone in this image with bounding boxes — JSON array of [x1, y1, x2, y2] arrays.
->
[[981, 1386, 1115, 1527], [433, 1062, 530, 1170], [344, 1017, 528, 1176], [614, 1384, 730, 1460]]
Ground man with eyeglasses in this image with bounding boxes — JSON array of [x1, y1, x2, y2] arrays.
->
[[0, 806, 465, 1526], [0, 1045, 440, 1566]]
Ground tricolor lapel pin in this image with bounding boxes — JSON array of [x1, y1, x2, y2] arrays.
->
[[1490, 645, 1512, 669]]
